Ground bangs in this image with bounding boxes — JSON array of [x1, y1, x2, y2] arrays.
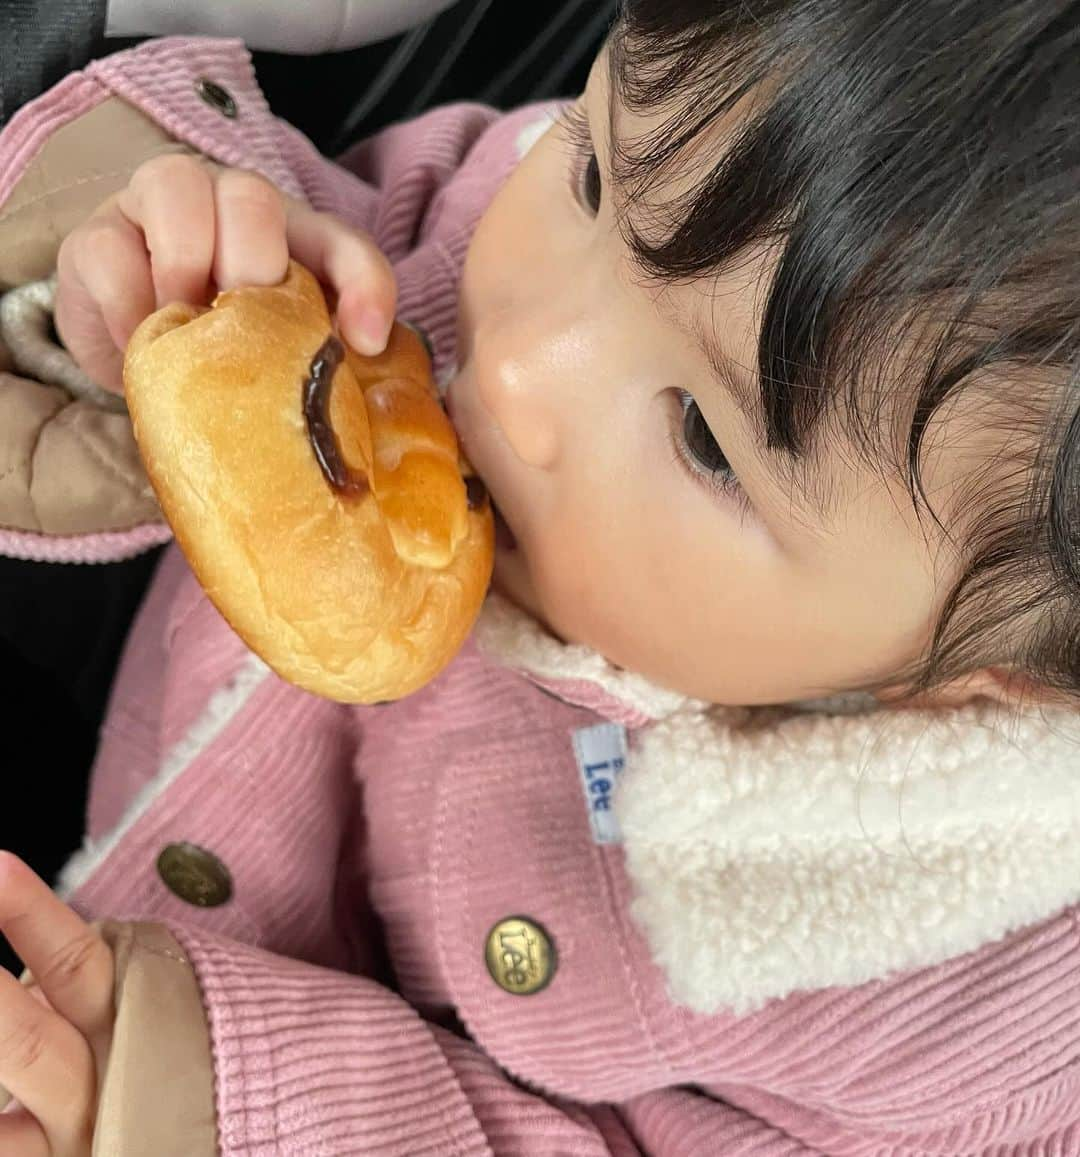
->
[[608, 0, 1080, 504]]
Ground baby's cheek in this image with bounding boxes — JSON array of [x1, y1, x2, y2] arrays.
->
[[535, 526, 638, 653]]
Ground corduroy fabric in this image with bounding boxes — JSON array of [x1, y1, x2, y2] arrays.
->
[[3, 35, 1079, 1154]]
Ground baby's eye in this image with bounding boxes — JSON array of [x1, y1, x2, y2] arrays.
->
[[672, 392, 744, 507], [580, 152, 602, 215], [682, 394, 730, 475]]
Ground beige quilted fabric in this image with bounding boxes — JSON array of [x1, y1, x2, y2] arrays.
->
[[0, 96, 198, 536]]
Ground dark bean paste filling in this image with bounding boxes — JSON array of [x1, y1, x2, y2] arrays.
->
[[303, 335, 368, 497], [305, 333, 490, 515]]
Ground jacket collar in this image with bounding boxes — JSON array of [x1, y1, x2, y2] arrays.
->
[[473, 592, 1080, 1014], [472, 591, 707, 727]]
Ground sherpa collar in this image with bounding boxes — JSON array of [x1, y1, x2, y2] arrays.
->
[[473, 591, 1080, 1014]]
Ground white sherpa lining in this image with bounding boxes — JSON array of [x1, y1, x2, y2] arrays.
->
[[473, 592, 706, 721], [475, 593, 1080, 1014], [57, 652, 270, 898], [0, 277, 126, 413]]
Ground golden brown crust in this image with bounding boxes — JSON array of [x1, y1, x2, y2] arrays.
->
[[123, 261, 493, 702]]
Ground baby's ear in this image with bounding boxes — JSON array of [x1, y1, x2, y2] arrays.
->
[[873, 666, 1068, 710]]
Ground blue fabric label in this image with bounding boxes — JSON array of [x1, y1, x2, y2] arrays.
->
[[571, 722, 628, 845]]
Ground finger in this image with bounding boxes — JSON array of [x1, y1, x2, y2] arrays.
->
[[52, 283, 127, 395], [0, 967, 94, 1155], [115, 154, 216, 308], [283, 200, 397, 355], [0, 1108, 50, 1157], [21, 983, 50, 1012], [55, 202, 157, 381], [210, 168, 290, 292], [0, 854, 113, 1044]]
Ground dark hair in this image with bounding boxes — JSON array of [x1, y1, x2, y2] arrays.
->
[[611, 0, 1080, 704]]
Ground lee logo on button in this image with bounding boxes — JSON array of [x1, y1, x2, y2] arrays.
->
[[484, 916, 556, 995]]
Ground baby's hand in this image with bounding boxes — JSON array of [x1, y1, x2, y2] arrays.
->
[[0, 852, 113, 1156], [55, 154, 397, 392]]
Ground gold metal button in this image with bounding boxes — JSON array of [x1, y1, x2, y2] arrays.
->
[[156, 842, 233, 907], [195, 78, 237, 119], [484, 916, 556, 996]]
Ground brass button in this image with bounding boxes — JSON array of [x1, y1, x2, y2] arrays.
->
[[195, 78, 237, 119], [484, 916, 556, 996], [157, 842, 232, 907]]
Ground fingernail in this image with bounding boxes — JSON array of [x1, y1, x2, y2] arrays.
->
[[353, 308, 391, 357]]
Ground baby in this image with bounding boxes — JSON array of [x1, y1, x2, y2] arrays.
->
[[1, 0, 1079, 1153]]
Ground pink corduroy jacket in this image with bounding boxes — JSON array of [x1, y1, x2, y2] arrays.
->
[[4, 36, 1080, 1156]]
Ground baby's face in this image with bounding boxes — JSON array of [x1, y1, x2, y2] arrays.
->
[[447, 50, 977, 705]]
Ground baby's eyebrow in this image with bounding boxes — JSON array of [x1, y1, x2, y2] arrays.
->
[[605, 40, 623, 161], [603, 32, 635, 224], [686, 311, 763, 435]]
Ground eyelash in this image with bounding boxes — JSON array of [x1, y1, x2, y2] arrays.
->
[[556, 103, 601, 212], [556, 105, 752, 520], [669, 391, 753, 518]]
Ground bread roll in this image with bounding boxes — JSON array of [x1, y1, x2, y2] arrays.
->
[[123, 260, 493, 702]]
